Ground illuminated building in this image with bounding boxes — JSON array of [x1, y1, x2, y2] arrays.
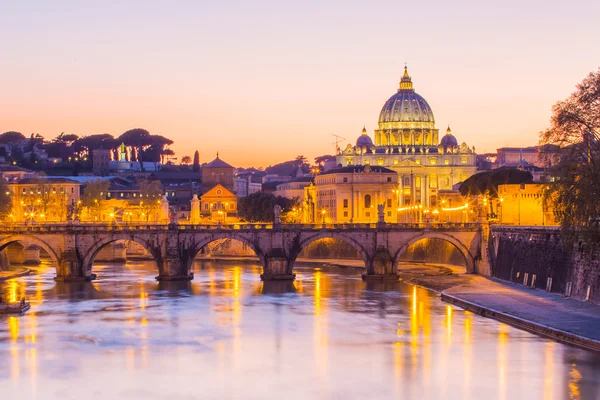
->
[[303, 165, 398, 223], [496, 184, 557, 226], [7, 177, 81, 222], [200, 184, 238, 223], [336, 66, 477, 208]]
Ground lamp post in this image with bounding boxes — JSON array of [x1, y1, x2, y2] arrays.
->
[[321, 209, 326, 224]]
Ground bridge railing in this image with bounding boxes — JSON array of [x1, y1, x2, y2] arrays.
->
[[0, 221, 482, 233]]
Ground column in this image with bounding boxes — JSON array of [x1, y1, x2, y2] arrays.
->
[[411, 174, 416, 205], [423, 175, 429, 208], [399, 175, 403, 207]]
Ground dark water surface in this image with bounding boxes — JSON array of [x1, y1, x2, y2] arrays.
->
[[1, 260, 599, 400]]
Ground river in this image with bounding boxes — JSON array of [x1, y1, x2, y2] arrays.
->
[[1, 260, 599, 399]]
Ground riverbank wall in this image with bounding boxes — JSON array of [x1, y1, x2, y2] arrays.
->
[[489, 226, 600, 304]]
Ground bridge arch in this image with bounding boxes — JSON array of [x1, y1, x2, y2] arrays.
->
[[0, 235, 61, 268], [82, 236, 161, 277], [288, 232, 370, 274], [186, 233, 265, 273], [393, 232, 475, 273]]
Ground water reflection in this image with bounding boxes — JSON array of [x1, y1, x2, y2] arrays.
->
[[0, 260, 599, 399]]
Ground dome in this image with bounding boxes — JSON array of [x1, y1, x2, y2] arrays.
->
[[440, 125, 458, 147], [378, 66, 435, 125], [356, 126, 373, 148]]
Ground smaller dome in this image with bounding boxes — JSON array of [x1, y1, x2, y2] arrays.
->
[[356, 126, 373, 148], [440, 125, 458, 147]]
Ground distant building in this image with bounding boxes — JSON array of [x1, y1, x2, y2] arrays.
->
[[274, 177, 313, 202], [0, 165, 37, 182], [7, 177, 81, 222], [201, 154, 235, 193], [262, 174, 292, 184], [200, 183, 237, 223], [235, 175, 261, 198], [303, 165, 398, 224], [92, 148, 111, 175], [336, 66, 477, 209]]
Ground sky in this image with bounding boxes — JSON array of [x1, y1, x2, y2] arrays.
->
[[1, 0, 599, 167]]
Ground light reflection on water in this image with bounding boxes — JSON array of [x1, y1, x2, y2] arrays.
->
[[0, 260, 599, 400]]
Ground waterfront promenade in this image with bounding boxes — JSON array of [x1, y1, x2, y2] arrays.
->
[[442, 276, 600, 352]]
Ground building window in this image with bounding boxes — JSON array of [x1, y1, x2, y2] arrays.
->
[[343, 199, 348, 208], [461, 156, 468, 164], [171, 192, 175, 197], [393, 159, 399, 165], [377, 157, 384, 166], [344, 211, 348, 217], [343, 177, 348, 183], [415, 159, 421, 164], [444, 159, 450, 165], [366, 212, 370, 217], [364, 194, 371, 208], [387, 177, 392, 182], [404, 177, 410, 186], [364, 160, 370, 165], [347, 157, 353, 165], [386, 199, 392, 207], [204, 203, 209, 210], [430, 175, 438, 189], [429, 158, 437, 165], [107, 192, 111, 198], [387, 211, 392, 217]]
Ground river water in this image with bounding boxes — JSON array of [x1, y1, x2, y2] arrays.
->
[[1, 260, 599, 400]]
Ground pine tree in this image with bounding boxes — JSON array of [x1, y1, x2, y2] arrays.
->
[[192, 150, 200, 172]]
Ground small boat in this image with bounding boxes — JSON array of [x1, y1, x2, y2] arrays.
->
[[0, 299, 31, 314]]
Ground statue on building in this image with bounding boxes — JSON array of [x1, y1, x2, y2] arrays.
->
[[274, 204, 282, 224], [377, 204, 385, 223]]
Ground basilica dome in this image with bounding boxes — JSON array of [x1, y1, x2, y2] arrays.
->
[[356, 126, 373, 148], [374, 66, 439, 147], [440, 125, 458, 147], [378, 67, 435, 125]]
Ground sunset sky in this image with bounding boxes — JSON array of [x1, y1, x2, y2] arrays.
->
[[2, 1, 599, 167]]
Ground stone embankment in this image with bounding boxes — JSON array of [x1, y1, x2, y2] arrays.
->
[[397, 263, 600, 352]]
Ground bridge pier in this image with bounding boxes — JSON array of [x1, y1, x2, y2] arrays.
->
[[260, 249, 296, 281], [55, 250, 96, 282], [155, 256, 194, 281], [362, 249, 398, 282]]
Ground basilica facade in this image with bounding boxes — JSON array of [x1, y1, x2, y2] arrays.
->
[[336, 67, 477, 209]]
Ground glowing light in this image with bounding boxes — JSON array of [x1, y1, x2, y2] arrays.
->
[[8, 316, 19, 341]]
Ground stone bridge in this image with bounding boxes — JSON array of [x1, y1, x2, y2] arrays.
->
[[0, 222, 483, 282]]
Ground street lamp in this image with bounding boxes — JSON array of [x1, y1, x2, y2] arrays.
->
[[321, 209, 326, 224]]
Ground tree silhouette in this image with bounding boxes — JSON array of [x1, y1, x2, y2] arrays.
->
[[540, 67, 600, 241], [192, 151, 200, 172]]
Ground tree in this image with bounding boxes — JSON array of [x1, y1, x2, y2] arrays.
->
[[81, 179, 110, 221], [131, 179, 163, 222], [459, 167, 534, 198], [540, 68, 600, 241], [0, 131, 26, 145], [0, 180, 11, 220], [238, 192, 297, 222], [192, 150, 200, 172], [118, 128, 153, 171], [72, 134, 114, 158], [181, 155, 192, 165]]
